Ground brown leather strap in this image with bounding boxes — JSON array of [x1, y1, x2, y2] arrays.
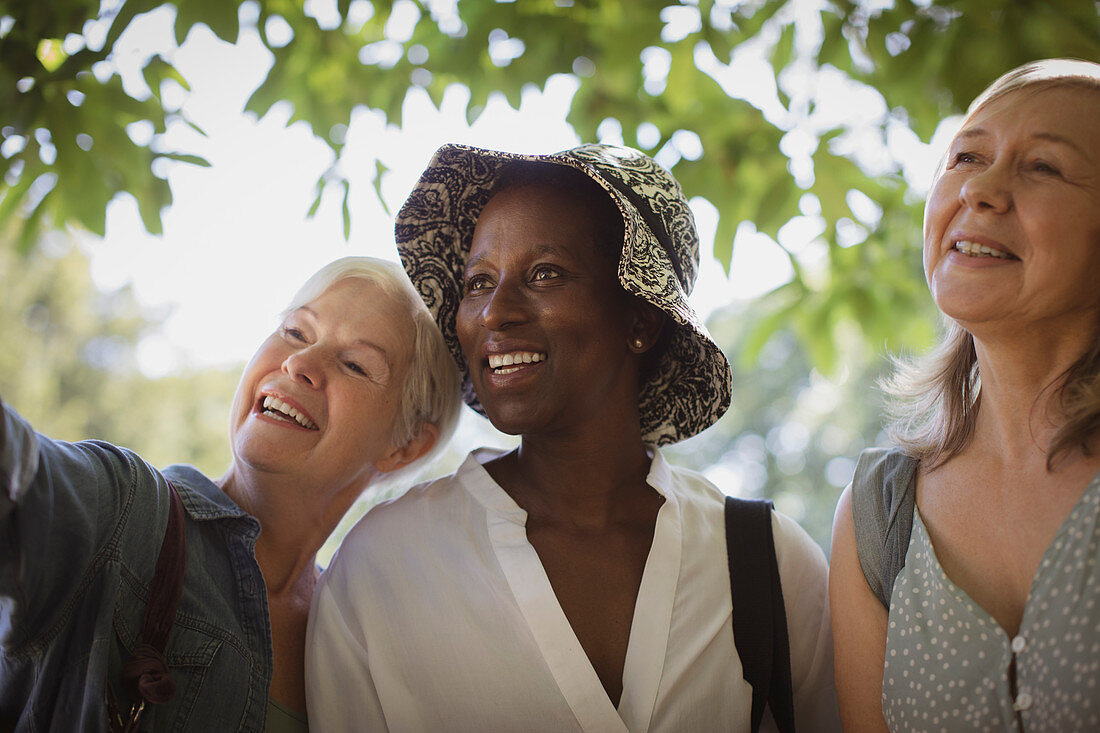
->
[[109, 481, 187, 731]]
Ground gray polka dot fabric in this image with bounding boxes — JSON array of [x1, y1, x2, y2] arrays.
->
[[883, 475, 1100, 731]]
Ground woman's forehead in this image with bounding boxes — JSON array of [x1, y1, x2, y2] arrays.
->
[[307, 280, 413, 351], [966, 84, 1100, 135], [471, 182, 621, 263]]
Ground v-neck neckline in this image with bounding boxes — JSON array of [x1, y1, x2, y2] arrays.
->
[[911, 468, 1100, 640], [461, 449, 682, 733]]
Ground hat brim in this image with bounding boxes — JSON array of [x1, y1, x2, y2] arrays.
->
[[396, 143, 731, 445]]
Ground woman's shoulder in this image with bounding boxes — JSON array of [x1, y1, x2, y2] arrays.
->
[[770, 509, 828, 587], [849, 446, 920, 543], [852, 446, 919, 490], [660, 455, 824, 563], [336, 452, 490, 555], [653, 451, 724, 501], [849, 445, 921, 608]]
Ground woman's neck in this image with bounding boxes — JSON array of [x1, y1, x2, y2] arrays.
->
[[970, 330, 1091, 461], [216, 470, 340, 596], [488, 427, 656, 528]]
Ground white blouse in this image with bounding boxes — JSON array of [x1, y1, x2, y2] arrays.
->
[[306, 448, 839, 732]]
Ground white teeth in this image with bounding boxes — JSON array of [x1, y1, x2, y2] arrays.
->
[[488, 351, 546, 370], [954, 240, 1012, 259], [261, 395, 318, 430]]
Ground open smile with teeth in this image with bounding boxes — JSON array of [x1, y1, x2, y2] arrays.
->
[[488, 351, 546, 375], [261, 395, 318, 430], [954, 240, 1015, 260]]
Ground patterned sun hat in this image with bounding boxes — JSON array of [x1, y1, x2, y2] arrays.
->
[[395, 143, 732, 445]]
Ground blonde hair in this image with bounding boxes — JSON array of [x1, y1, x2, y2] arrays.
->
[[885, 59, 1100, 470], [285, 256, 462, 472]]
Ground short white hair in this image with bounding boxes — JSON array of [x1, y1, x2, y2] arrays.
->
[[285, 256, 462, 475], [965, 58, 1100, 119]]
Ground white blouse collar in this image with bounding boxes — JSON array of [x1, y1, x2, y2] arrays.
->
[[455, 446, 683, 731], [457, 446, 676, 527]]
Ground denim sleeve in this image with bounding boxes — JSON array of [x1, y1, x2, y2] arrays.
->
[[0, 399, 155, 650], [1, 400, 40, 521]]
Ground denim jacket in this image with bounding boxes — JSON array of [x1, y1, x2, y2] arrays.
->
[[0, 400, 273, 731]]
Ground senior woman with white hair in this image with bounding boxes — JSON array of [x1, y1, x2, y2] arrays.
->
[[0, 256, 461, 732], [830, 58, 1100, 732]]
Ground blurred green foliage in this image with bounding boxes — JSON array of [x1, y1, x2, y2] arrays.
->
[[2, 0, 1096, 371], [665, 298, 914, 547], [0, 231, 237, 476]]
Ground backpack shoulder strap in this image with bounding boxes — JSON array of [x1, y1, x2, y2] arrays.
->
[[725, 496, 795, 733], [850, 447, 919, 608]]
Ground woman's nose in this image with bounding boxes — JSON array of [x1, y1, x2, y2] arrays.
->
[[479, 279, 528, 331], [282, 347, 325, 388], [959, 160, 1013, 214]]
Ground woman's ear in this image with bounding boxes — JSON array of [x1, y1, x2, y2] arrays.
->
[[628, 300, 666, 353], [374, 423, 440, 474]]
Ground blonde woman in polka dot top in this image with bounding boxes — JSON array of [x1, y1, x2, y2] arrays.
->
[[829, 58, 1100, 732]]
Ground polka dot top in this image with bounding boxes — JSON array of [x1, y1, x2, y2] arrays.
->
[[883, 472, 1100, 732]]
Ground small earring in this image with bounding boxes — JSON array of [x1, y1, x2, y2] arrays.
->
[[632, 337, 645, 350]]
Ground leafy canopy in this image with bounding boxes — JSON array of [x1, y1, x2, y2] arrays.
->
[[2, 0, 1097, 369]]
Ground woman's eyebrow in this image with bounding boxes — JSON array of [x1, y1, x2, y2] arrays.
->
[[465, 244, 571, 272], [956, 127, 1092, 162], [353, 339, 394, 372], [955, 127, 988, 142], [297, 305, 395, 374], [1031, 131, 1093, 163]]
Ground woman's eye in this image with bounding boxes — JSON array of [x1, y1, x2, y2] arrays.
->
[[951, 152, 979, 166], [282, 326, 307, 342], [345, 361, 367, 376], [1032, 160, 1061, 175], [532, 266, 559, 282], [464, 274, 492, 294]]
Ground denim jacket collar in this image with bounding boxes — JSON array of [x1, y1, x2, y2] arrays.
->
[[163, 464, 255, 524]]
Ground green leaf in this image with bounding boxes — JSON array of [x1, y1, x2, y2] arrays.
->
[[0, 168, 36, 225], [175, 0, 240, 45], [154, 152, 210, 167], [712, 210, 739, 274], [739, 283, 803, 366], [103, 0, 163, 56], [141, 53, 188, 100], [340, 179, 350, 239], [307, 185, 324, 217], [17, 187, 52, 254], [770, 21, 795, 75], [36, 38, 67, 72], [372, 159, 390, 217]]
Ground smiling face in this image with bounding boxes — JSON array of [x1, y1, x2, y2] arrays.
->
[[227, 277, 415, 498], [456, 182, 647, 438], [923, 84, 1100, 338]]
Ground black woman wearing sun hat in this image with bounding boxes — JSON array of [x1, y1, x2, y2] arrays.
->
[[307, 143, 840, 732]]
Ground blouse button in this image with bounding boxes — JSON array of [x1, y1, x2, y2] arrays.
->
[[1014, 691, 1033, 711], [1011, 635, 1027, 653]]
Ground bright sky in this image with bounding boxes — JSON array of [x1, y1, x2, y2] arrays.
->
[[81, 4, 953, 378]]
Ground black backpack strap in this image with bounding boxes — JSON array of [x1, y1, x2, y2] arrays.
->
[[850, 447, 919, 608], [725, 496, 795, 733]]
